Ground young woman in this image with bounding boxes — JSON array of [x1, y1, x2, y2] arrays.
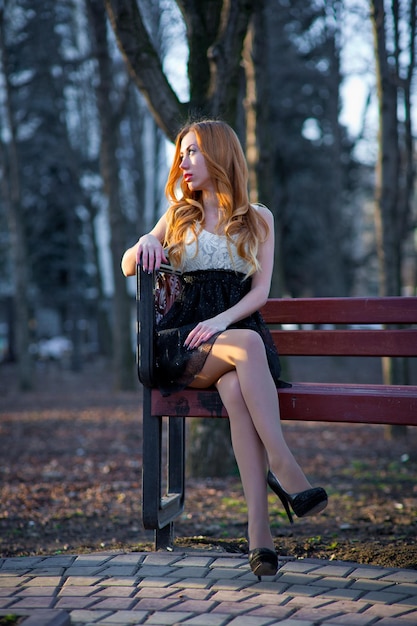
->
[[122, 119, 327, 578]]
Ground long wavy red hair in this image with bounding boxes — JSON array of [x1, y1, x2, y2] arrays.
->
[[164, 120, 269, 275]]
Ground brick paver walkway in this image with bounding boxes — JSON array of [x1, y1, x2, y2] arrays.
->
[[1, 551, 417, 625]]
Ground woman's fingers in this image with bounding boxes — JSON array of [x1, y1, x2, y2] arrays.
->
[[136, 236, 167, 271], [185, 320, 225, 349]]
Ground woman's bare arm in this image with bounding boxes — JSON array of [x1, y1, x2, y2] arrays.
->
[[121, 213, 168, 276]]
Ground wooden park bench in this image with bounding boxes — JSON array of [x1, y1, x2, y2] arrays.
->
[[136, 264, 417, 549]]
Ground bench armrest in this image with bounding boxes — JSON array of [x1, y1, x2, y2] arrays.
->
[[136, 262, 183, 388], [136, 264, 155, 388]]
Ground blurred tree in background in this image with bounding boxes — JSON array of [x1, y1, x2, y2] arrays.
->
[[0, 0, 416, 399]]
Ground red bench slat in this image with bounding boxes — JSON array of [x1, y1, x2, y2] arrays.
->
[[150, 382, 417, 426], [271, 329, 417, 357], [261, 297, 417, 324]]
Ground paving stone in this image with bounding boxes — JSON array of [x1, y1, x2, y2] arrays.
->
[[0, 575, 29, 583], [249, 617, 308, 626], [0, 588, 18, 596], [9, 596, 55, 609], [135, 587, 179, 599], [175, 556, 213, 568], [181, 614, 230, 625], [304, 564, 356, 578], [171, 598, 218, 613], [380, 571, 417, 584], [169, 577, 212, 589], [318, 588, 368, 601], [276, 572, 323, 586], [58, 585, 100, 597], [65, 609, 112, 624], [36, 556, 76, 567], [136, 565, 174, 577], [63, 576, 106, 586], [94, 585, 136, 597], [363, 603, 417, 617], [134, 597, 182, 611], [228, 616, 279, 625], [210, 557, 247, 569], [247, 604, 295, 620], [323, 614, 379, 625], [206, 567, 246, 579], [292, 606, 345, 622], [208, 579, 255, 591], [0, 597, 18, 608], [137, 577, 180, 588], [212, 600, 259, 615], [310, 575, 353, 589], [55, 596, 100, 609], [168, 588, 212, 601], [279, 560, 333, 574], [375, 619, 417, 626], [107, 554, 146, 566], [99, 609, 149, 623], [1, 557, 44, 569], [284, 583, 323, 597], [96, 576, 139, 587], [73, 555, 113, 566], [100, 566, 140, 577], [210, 589, 258, 603], [93, 597, 138, 610], [25, 576, 63, 586], [397, 596, 417, 607], [7, 609, 71, 626], [19, 586, 57, 596], [348, 566, 391, 580], [350, 579, 399, 591], [167, 566, 210, 578], [62, 567, 105, 576], [144, 611, 194, 624], [142, 554, 183, 566], [360, 590, 410, 605]]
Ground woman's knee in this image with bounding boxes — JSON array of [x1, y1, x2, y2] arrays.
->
[[216, 370, 244, 407], [229, 329, 266, 360]]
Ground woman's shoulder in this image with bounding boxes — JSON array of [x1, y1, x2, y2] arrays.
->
[[251, 202, 274, 225]]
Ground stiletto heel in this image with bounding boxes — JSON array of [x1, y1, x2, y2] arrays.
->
[[267, 471, 328, 523], [248, 547, 278, 580]]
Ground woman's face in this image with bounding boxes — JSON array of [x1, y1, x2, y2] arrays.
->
[[179, 131, 214, 193]]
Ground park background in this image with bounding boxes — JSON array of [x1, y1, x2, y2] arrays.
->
[[1, 0, 417, 566]]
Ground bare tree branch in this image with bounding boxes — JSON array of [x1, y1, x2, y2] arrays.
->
[[103, 0, 187, 140]]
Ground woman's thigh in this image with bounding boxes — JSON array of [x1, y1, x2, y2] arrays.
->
[[188, 328, 265, 389]]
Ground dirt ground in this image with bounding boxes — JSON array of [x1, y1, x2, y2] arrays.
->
[[1, 358, 417, 569]]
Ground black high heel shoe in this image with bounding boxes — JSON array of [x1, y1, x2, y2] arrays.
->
[[267, 470, 328, 524], [248, 548, 278, 580]]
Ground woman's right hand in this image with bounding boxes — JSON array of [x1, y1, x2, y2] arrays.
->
[[137, 234, 167, 272]]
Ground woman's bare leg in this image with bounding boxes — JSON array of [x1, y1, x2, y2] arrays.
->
[[215, 370, 274, 551], [189, 329, 311, 494]]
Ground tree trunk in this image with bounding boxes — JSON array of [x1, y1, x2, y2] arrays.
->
[[88, 0, 135, 390], [371, 0, 401, 298], [370, 0, 417, 438], [0, 10, 32, 390]]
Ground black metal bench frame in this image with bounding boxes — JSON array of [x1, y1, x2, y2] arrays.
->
[[136, 264, 417, 549]]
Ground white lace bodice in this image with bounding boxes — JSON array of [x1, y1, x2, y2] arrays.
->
[[179, 228, 251, 274]]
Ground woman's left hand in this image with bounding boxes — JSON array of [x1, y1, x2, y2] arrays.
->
[[184, 316, 229, 350]]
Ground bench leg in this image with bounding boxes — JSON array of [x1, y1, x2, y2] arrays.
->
[[142, 387, 186, 550], [155, 523, 174, 550]]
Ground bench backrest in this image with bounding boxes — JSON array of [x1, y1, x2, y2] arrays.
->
[[261, 298, 417, 357], [136, 266, 417, 386]]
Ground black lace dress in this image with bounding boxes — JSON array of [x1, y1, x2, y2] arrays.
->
[[154, 229, 288, 396]]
